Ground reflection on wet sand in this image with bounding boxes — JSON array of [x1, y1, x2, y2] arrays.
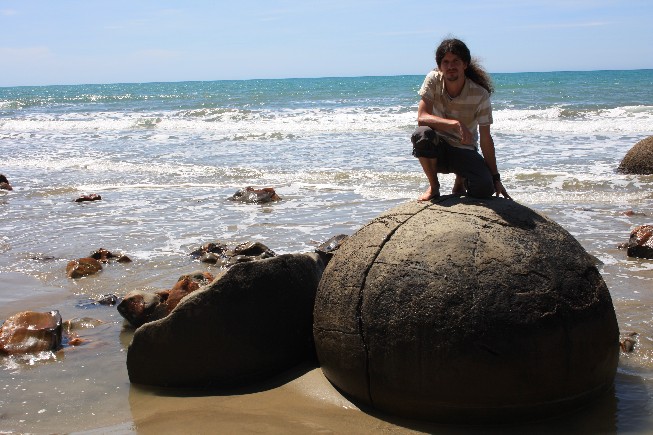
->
[[124, 360, 630, 435]]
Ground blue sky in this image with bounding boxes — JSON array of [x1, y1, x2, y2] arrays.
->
[[1, 0, 652, 86]]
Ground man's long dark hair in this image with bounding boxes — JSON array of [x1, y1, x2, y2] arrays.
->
[[435, 38, 494, 95]]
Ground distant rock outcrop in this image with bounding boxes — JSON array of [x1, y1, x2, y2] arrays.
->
[[618, 136, 653, 174]]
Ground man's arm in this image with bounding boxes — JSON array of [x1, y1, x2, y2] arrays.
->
[[479, 124, 511, 198], [417, 98, 473, 145]]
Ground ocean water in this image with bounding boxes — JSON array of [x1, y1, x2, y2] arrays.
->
[[1, 70, 652, 433]]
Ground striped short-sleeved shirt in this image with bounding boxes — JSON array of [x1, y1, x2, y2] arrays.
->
[[418, 70, 493, 150]]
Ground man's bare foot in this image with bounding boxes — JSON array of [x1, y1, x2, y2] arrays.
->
[[452, 176, 466, 195], [418, 185, 440, 201], [451, 188, 466, 195]]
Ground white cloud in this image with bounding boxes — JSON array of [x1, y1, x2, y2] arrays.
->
[[1, 9, 18, 16]]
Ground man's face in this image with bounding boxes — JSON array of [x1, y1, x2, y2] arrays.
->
[[440, 52, 467, 82]]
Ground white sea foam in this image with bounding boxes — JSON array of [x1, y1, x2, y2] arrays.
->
[[2, 104, 652, 137], [493, 105, 653, 134]]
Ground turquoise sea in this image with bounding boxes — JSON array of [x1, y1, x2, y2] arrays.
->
[[1, 70, 653, 433]]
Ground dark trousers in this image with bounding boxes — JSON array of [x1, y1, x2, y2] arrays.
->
[[411, 126, 494, 198]]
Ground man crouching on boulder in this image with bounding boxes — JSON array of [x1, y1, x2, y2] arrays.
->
[[412, 37, 511, 201]]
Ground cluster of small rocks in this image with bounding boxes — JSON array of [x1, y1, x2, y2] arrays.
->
[[190, 241, 276, 267], [66, 248, 132, 279]]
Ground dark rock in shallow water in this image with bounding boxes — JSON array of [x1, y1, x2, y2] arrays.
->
[[74, 193, 102, 202], [618, 136, 653, 174], [620, 332, 638, 353], [230, 186, 281, 203], [313, 197, 619, 423], [191, 240, 275, 266], [0, 311, 62, 354], [127, 253, 324, 388], [626, 225, 653, 259], [0, 174, 13, 191], [97, 293, 120, 305], [232, 241, 275, 258], [77, 294, 120, 309], [90, 248, 132, 263], [190, 242, 228, 259], [66, 257, 103, 279]]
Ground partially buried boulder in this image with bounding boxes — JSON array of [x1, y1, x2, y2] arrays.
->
[[0, 311, 62, 354], [313, 197, 619, 423], [618, 135, 653, 174], [127, 253, 324, 387]]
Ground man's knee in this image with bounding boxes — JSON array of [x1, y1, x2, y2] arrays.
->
[[411, 126, 437, 145], [411, 126, 439, 158]]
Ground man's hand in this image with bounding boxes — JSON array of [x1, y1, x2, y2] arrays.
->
[[494, 180, 511, 199], [456, 121, 473, 145]]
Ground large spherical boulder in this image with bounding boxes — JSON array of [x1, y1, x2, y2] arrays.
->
[[618, 136, 653, 174], [313, 197, 619, 423], [127, 253, 324, 388]]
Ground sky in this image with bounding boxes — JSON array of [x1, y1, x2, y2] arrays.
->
[[1, 0, 652, 87]]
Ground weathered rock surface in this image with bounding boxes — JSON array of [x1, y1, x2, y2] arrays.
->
[[162, 271, 215, 312], [127, 253, 323, 387], [618, 136, 653, 174], [0, 311, 63, 354], [626, 225, 653, 259], [117, 271, 215, 327], [313, 197, 619, 423]]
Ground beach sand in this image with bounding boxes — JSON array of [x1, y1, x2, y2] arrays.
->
[[0, 273, 426, 434], [1, 270, 640, 435]]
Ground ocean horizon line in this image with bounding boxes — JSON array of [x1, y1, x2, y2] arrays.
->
[[1, 68, 651, 90]]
